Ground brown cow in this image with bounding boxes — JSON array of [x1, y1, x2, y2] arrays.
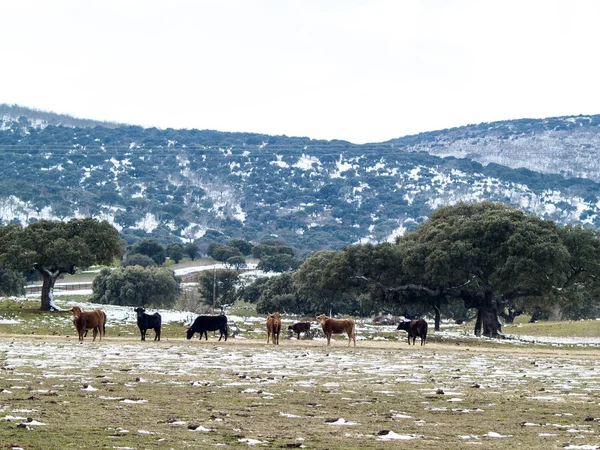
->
[[396, 319, 428, 345], [316, 314, 356, 347], [69, 306, 106, 342], [266, 312, 282, 345]]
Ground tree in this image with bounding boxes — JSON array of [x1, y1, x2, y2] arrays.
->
[[228, 239, 253, 256], [131, 239, 166, 265], [0, 268, 25, 296], [226, 255, 246, 269], [239, 277, 269, 303], [166, 242, 185, 263], [0, 219, 123, 310], [256, 273, 300, 314], [398, 202, 571, 337], [91, 266, 180, 308], [257, 254, 300, 272], [198, 269, 239, 308], [251, 240, 295, 259], [208, 243, 243, 263], [184, 242, 199, 261], [122, 253, 156, 267]]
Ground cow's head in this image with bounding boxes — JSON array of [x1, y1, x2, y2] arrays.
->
[[186, 327, 194, 340], [133, 307, 145, 315], [316, 314, 328, 325], [69, 306, 83, 318], [396, 320, 412, 331]]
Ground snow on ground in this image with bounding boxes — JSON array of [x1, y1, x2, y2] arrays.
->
[[172, 263, 259, 277], [0, 335, 599, 447]]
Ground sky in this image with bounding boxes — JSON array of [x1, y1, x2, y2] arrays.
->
[[2, 0, 600, 144]]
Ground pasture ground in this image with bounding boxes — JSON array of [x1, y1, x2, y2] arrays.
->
[[1, 297, 600, 449], [1, 335, 600, 449]]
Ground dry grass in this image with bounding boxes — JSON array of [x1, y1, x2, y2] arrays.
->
[[1, 336, 600, 449], [1, 299, 600, 448]]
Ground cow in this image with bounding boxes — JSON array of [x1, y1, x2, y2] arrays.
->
[[186, 315, 228, 341], [288, 322, 311, 340], [266, 312, 282, 345], [396, 319, 428, 345], [69, 306, 106, 342], [316, 314, 356, 347], [133, 307, 162, 341]]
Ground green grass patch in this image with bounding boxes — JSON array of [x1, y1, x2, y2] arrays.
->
[[503, 319, 600, 338]]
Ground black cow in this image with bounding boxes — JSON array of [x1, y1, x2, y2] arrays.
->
[[396, 319, 428, 345], [134, 307, 162, 341], [288, 322, 311, 340], [187, 315, 228, 341]]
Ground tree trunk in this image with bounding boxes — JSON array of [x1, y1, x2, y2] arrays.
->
[[480, 290, 502, 338], [38, 267, 63, 311], [40, 273, 57, 311], [474, 309, 482, 336], [433, 304, 441, 332], [463, 289, 502, 338]]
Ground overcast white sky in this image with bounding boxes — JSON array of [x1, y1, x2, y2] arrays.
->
[[2, 0, 599, 144]]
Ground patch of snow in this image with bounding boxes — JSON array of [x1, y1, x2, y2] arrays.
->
[[377, 431, 422, 440]]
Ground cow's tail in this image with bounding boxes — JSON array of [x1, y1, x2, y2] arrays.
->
[[103, 311, 107, 336]]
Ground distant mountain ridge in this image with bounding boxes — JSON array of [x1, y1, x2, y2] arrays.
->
[[1, 104, 599, 253], [0, 104, 123, 129], [387, 115, 600, 181]]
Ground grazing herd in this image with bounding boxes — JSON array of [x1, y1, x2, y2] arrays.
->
[[67, 306, 428, 347]]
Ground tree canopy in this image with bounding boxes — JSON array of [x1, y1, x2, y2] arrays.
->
[[91, 265, 180, 308], [250, 202, 600, 336], [0, 218, 123, 310]]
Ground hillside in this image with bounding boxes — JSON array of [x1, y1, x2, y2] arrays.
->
[[1, 105, 600, 253], [388, 115, 600, 181]]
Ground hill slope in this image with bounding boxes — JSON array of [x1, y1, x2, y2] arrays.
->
[[1, 105, 600, 253]]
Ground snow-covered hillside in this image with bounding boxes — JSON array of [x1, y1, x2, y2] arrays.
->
[[2, 106, 600, 251]]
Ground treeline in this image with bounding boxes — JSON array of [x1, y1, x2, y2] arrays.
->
[[3, 202, 600, 338], [242, 202, 600, 337]]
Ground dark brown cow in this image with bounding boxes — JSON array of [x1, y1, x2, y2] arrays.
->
[[266, 312, 282, 345], [69, 306, 106, 342], [396, 319, 428, 345], [316, 314, 356, 347], [288, 322, 311, 340]]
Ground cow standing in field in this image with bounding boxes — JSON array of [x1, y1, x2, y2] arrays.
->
[[69, 306, 106, 342], [316, 314, 356, 347], [288, 322, 311, 340], [396, 319, 428, 345], [133, 307, 162, 341], [266, 312, 282, 345], [186, 315, 228, 341]]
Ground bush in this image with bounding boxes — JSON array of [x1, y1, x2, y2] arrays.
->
[[91, 266, 180, 308], [122, 253, 156, 267]]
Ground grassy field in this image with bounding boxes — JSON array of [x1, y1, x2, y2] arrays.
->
[[1, 297, 600, 449], [0, 300, 600, 450], [1, 336, 600, 449]]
